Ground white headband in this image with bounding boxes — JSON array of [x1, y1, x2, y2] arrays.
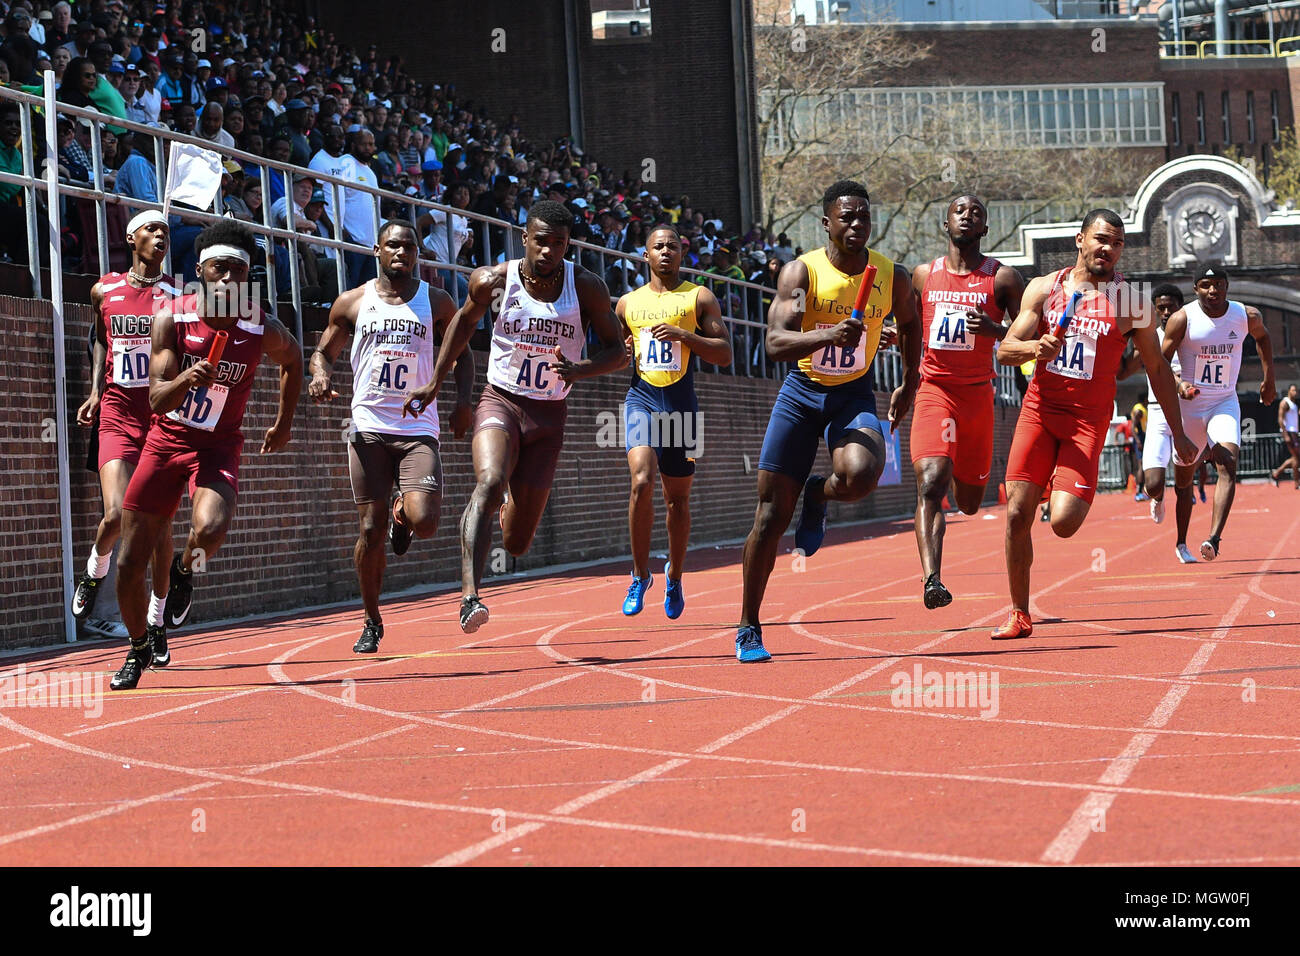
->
[[198, 244, 252, 265], [126, 210, 168, 236]]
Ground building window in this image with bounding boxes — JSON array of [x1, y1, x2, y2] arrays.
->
[[1246, 92, 1255, 144], [758, 82, 1166, 154], [1271, 90, 1281, 142], [1171, 92, 1181, 144], [1222, 91, 1231, 143], [1196, 92, 1206, 145]]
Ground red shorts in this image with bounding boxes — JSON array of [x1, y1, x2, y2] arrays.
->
[[122, 429, 243, 515], [1005, 398, 1109, 504], [909, 378, 994, 485], [96, 390, 151, 471]]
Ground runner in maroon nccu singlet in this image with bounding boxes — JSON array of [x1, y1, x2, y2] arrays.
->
[[110, 220, 303, 690]]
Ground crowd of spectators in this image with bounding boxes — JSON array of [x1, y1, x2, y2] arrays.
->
[[1, 0, 803, 316]]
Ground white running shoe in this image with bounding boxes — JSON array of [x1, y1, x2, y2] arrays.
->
[[83, 618, 128, 638], [1150, 496, 1165, 524], [1175, 544, 1198, 564]]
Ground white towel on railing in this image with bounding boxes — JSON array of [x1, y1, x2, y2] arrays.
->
[[164, 141, 223, 212]]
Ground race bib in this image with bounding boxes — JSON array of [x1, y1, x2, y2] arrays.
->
[[168, 384, 229, 432], [365, 348, 417, 399], [928, 308, 974, 352], [1046, 333, 1097, 381], [111, 336, 152, 387], [637, 328, 682, 373], [508, 343, 564, 399], [1193, 352, 1231, 391], [811, 322, 865, 377]]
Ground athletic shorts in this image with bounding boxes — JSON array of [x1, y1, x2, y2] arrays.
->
[[96, 389, 151, 471], [1005, 398, 1109, 504], [624, 377, 699, 478], [757, 370, 882, 484], [347, 432, 442, 505], [1141, 404, 1174, 472], [122, 430, 242, 515], [1181, 393, 1241, 454], [909, 378, 994, 486], [474, 383, 567, 489]]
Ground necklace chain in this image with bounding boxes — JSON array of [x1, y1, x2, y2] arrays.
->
[[129, 270, 163, 286]]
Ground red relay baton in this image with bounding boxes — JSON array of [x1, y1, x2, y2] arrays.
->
[[207, 329, 229, 365], [850, 265, 878, 321]]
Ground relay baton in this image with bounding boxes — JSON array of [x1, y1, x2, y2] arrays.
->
[[194, 330, 228, 407], [1054, 290, 1083, 337], [851, 265, 878, 321]]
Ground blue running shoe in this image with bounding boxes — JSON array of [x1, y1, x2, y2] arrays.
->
[[794, 474, 827, 557], [622, 572, 653, 616], [663, 562, 684, 619], [735, 624, 771, 663]]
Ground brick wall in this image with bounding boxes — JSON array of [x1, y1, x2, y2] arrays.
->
[[1, 294, 1021, 649]]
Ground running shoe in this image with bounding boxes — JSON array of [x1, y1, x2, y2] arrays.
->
[[460, 595, 490, 634], [165, 555, 194, 628], [1150, 496, 1165, 524], [71, 573, 101, 620], [663, 562, 685, 620], [353, 618, 383, 654], [794, 474, 828, 557], [148, 624, 170, 667], [389, 496, 413, 556], [923, 573, 953, 610], [1175, 543, 1198, 564], [1198, 486, 1207, 503], [991, 610, 1033, 640], [83, 618, 128, 639], [621, 572, 653, 616], [1134, 491, 1149, 502], [1199, 536, 1220, 562], [109, 639, 153, 691], [735, 624, 771, 663], [1039, 505, 1051, 522]]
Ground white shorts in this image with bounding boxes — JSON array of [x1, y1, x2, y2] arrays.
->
[[1142, 404, 1173, 471], [1181, 392, 1241, 455]]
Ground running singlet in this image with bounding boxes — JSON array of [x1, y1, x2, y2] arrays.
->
[[350, 279, 439, 438], [99, 273, 182, 421], [1031, 268, 1128, 415], [157, 293, 265, 447], [1175, 299, 1248, 409], [919, 255, 1004, 385], [1146, 326, 1181, 407], [796, 247, 893, 387], [622, 280, 700, 388], [487, 259, 586, 401]]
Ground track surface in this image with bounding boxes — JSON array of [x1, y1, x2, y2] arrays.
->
[[3, 484, 1298, 866]]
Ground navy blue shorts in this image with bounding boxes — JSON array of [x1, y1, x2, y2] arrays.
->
[[757, 370, 882, 483], [624, 375, 699, 478]]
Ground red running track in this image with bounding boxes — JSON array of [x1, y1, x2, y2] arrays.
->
[[1, 484, 1297, 866]]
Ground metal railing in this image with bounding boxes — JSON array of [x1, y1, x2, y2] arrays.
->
[[1098, 433, 1287, 490], [1, 80, 936, 390], [1160, 38, 1300, 60]]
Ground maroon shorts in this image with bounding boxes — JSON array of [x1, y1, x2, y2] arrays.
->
[[122, 430, 243, 515], [96, 390, 151, 471], [473, 384, 567, 489]]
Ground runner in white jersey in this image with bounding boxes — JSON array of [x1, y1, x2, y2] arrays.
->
[[1120, 283, 1184, 527], [310, 220, 474, 653], [1272, 383, 1300, 489], [406, 200, 626, 633], [1161, 265, 1276, 562]]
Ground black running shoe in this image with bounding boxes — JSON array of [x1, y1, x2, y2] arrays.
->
[[71, 573, 101, 620], [460, 595, 489, 634], [148, 624, 170, 667], [353, 618, 383, 654], [165, 555, 194, 628], [389, 496, 412, 557], [110, 640, 154, 691], [923, 573, 953, 610]]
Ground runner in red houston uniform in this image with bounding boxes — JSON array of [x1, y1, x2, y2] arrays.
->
[[909, 195, 1024, 609], [991, 209, 1197, 639], [110, 219, 303, 690], [72, 212, 180, 653]]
